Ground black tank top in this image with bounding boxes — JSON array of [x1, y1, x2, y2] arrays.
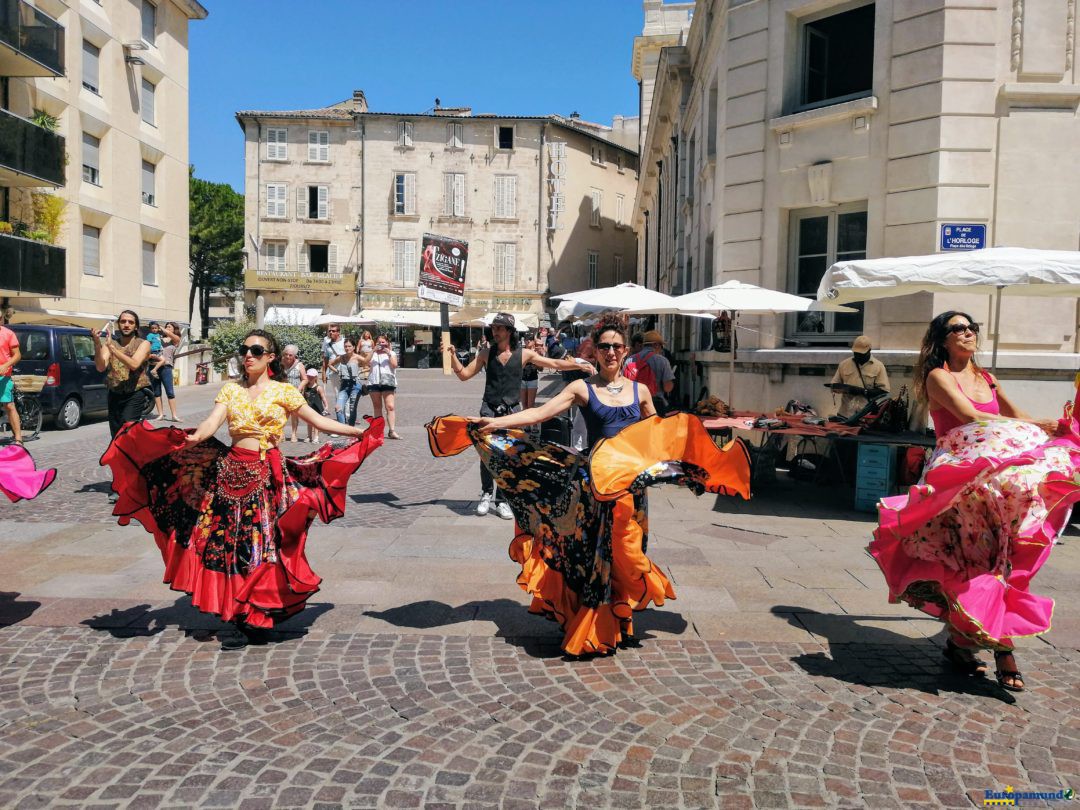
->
[[484, 346, 523, 408]]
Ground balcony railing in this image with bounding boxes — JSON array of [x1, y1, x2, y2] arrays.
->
[[0, 233, 66, 297], [0, 107, 65, 187], [0, 0, 64, 77]]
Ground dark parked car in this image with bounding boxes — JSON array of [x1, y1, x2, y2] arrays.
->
[[10, 325, 108, 429]]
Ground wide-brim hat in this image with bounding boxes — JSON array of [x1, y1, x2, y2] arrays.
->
[[642, 330, 664, 345], [851, 335, 872, 353]]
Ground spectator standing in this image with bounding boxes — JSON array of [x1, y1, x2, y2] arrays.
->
[[301, 368, 329, 443], [330, 338, 365, 426], [520, 334, 540, 411], [280, 343, 306, 441], [320, 323, 346, 419], [146, 322, 165, 419], [367, 335, 400, 439], [625, 330, 676, 415], [152, 322, 182, 422], [0, 322, 23, 445]]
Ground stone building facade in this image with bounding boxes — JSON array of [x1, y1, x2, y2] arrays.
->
[[2, 0, 206, 331], [633, 0, 1080, 415], [235, 93, 639, 323]]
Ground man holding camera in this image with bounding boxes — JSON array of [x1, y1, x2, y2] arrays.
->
[[445, 312, 593, 519]]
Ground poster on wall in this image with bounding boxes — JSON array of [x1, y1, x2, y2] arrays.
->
[[417, 233, 469, 308]]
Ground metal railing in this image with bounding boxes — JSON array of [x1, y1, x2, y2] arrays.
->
[[0, 106, 65, 186], [0, 233, 66, 296], [0, 0, 64, 76]]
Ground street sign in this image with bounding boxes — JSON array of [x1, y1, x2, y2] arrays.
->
[[940, 223, 986, 251]]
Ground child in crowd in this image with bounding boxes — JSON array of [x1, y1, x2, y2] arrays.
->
[[302, 368, 329, 443]]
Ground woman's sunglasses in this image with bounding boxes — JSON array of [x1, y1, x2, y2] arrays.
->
[[946, 323, 980, 335], [596, 342, 626, 352], [237, 344, 270, 357]]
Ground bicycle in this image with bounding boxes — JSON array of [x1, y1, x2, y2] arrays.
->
[[0, 386, 43, 443]]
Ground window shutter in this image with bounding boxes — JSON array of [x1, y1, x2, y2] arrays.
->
[[393, 240, 404, 284], [408, 241, 418, 285], [297, 186, 306, 219], [141, 79, 155, 124], [82, 40, 99, 91], [454, 174, 465, 217], [401, 121, 413, 147], [141, 1, 156, 44], [494, 178, 504, 218], [328, 244, 338, 273], [298, 243, 308, 274], [82, 132, 99, 170], [319, 131, 328, 161], [83, 225, 100, 274], [318, 185, 328, 219], [142, 241, 155, 285], [405, 173, 416, 214], [446, 123, 453, 147], [507, 176, 516, 218], [444, 173, 454, 216], [141, 160, 154, 204], [308, 131, 317, 161], [267, 128, 287, 160]]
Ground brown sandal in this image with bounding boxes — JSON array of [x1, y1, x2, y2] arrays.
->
[[994, 651, 1025, 692]]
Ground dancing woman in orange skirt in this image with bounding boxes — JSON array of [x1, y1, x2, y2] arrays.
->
[[102, 329, 384, 650], [428, 316, 750, 656]]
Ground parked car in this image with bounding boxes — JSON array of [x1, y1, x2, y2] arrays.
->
[[10, 325, 108, 429]]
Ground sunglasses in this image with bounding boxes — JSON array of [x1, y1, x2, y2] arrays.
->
[[946, 323, 980, 336], [237, 344, 270, 357], [596, 342, 626, 352]]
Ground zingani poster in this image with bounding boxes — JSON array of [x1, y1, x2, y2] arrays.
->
[[417, 233, 468, 308]]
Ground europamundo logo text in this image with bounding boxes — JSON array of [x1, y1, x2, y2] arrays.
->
[[983, 786, 1076, 806]]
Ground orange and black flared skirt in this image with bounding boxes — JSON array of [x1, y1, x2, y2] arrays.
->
[[428, 414, 751, 655], [101, 418, 384, 628]]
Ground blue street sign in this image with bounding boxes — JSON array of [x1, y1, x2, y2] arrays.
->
[[940, 223, 986, 251]]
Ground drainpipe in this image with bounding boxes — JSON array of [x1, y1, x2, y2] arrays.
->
[[359, 116, 366, 311], [254, 118, 264, 328], [537, 122, 546, 312]]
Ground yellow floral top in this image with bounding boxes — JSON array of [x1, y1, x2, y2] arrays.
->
[[215, 381, 307, 453]]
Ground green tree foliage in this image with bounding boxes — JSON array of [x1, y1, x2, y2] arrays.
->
[[208, 320, 324, 373], [190, 168, 244, 338]]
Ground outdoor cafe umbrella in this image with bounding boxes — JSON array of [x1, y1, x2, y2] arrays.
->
[[551, 283, 677, 322], [814, 246, 1080, 372], [622, 280, 854, 408]]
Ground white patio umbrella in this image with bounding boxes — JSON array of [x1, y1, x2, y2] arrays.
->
[[454, 312, 533, 332], [551, 283, 677, 322], [815, 247, 1080, 371], [313, 313, 375, 326], [622, 280, 854, 408]]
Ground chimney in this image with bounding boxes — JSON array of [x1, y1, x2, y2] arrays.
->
[[352, 89, 368, 112]]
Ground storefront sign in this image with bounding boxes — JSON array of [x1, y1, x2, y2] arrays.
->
[[548, 140, 566, 230], [940, 224, 986, 251], [417, 233, 469, 308], [244, 270, 356, 292]]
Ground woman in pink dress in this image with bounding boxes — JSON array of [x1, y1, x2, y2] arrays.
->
[[0, 444, 55, 503], [870, 311, 1080, 691]]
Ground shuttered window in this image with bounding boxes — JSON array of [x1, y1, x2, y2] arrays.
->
[[141, 161, 156, 206], [494, 243, 516, 290], [265, 183, 287, 218], [82, 40, 99, 94], [444, 173, 465, 217], [142, 241, 156, 285], [141, 1, 156, 45], [447, 123, 463, 148], [400, 121, 413, 148], [588, 251, 599, 287], [81, 132, 100, 185], [308, 130, 329, 161], [298, 185, 330, 220], [394, 173, 416, 215], [263, 242, 286, 273], [141, 78, 156, 125], [614, 254, 623, 283], [393, 239, 418, 286], [83, 225, 101, 276], [493, 175, 516, 219], [297, 243, 308, 274], [266, 128, 288, 160], [590, 189, 602, 227], [328, 243, 338, 273], [616, 194, 625, 227]]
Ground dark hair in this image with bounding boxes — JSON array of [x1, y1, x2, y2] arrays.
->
[[913, 310, 979, 401], [241, 328, 283, 384], [117, 309, 140, 330], [591, 314, 628, 345], [484, 323, 520, 350]]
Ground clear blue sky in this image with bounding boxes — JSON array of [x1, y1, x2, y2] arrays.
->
[[189, 1, 645, 192]]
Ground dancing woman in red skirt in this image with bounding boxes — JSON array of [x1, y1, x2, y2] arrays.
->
[[101, 329, 384, 650]]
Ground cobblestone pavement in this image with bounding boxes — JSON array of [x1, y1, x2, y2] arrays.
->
[[1, 371, 1078, 808]]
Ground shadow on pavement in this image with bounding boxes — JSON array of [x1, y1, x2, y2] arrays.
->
[[713, 476, 875, 522], [82, 597, 333, 644], [770, 605, 1016, 703], [365, 598, 689, 660], [0, 592, 41, 625], [75, 481, 113, 495], [349, 492, 476, 516]]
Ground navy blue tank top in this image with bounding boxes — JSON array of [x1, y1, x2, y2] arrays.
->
[[581, 382, 641, 448]]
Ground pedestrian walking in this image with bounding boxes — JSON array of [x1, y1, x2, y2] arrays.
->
[[152, 322, 182, 422], [624, 329, 676, 415], [92, 310, 154, 503], [330, 337, 365, 426], [301, 368, 329, 443], [870, 311, 1080, 692], [428, 315, 750, 655], [320, 323, 346, 418], [99, 328, 385, 650], [280, 343, 305, 441], [446, 312, 592, 519], [0, 321, 23, 447], [367, 334, 400, 439]]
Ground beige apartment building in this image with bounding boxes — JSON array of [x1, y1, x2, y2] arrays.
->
[[235, 92, 638, 324], [633, 0, 1080, 415], [1, 0, 206, 332]]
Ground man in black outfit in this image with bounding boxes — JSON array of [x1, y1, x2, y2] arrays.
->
[[446, 312, 592, 519]]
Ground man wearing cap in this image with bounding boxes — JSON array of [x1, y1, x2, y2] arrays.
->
[[627, 330, 676, 415], [446, 312, 594, 519], [830, 335, 890, 418]]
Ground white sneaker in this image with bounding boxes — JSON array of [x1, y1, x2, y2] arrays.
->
[[476, 493, 492, 517], [495, 501, 514, 521]]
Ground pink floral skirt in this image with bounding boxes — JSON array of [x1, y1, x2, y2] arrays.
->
[[870, 416, 1080, 650]]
